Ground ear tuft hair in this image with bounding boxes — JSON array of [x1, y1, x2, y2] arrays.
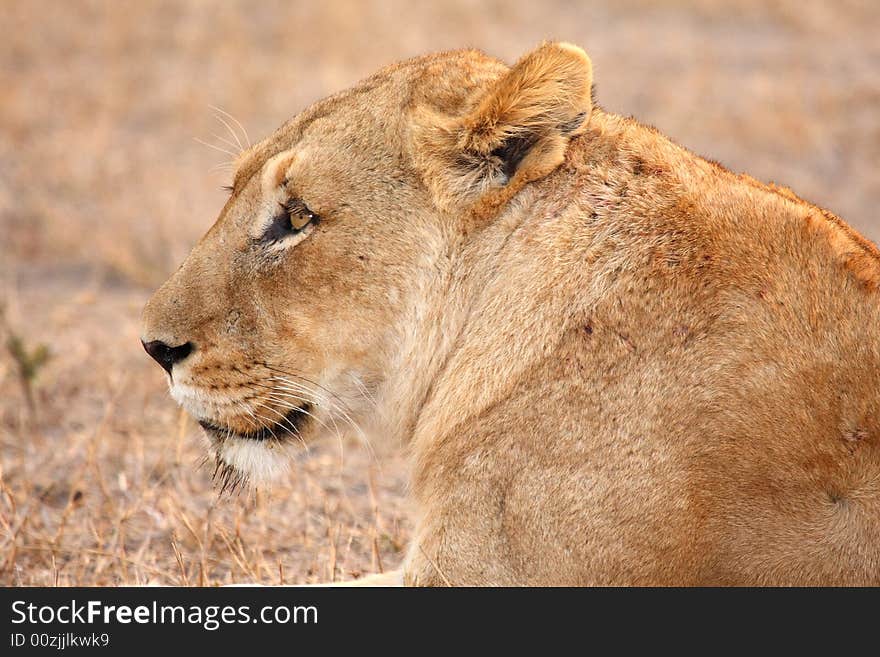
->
[[413, 42, 593, 211], [458, 42, 593, 155]]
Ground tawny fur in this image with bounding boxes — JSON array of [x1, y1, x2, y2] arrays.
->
[[143, 43, 880, 585]]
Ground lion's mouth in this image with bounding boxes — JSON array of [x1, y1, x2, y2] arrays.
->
[[198, 403, 312, 442]]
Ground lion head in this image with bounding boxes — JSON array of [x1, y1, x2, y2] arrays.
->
[[141, 43, 592, 484]]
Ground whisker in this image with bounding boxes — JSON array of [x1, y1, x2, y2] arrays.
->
[[259, 390, 337, 441], [194, 137, 238, 159], [210, 160, 236, 172], [261, 363, 341, 402], [251, 377, 343, 436], [252, 398, 303, 436], [269, 376, 374, 461], [272, 378, 365, 435], [250, 383, 343, 456], [266, 376, 342, 412], [247, 406, 282, 443], [262, 378, 349, 465], [255, 362, 377, 461], [211, 131, 244, 154], [349, 372, 379, 410], [210, 109, 244, 152], [231, 400, 260, 431], [252, 401, 309, 453], [210, 104, 251, 148], [264, 379, 347, 445]]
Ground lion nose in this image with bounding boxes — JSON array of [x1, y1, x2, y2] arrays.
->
[[141, 339, 193, 374]]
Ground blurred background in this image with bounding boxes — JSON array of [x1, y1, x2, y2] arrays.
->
[[1, 0, 878, 585]]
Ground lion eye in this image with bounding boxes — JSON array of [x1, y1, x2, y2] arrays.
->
[[283, 198, 318, 231], [262, 199, 319, 243], [288, 206, 316, 231]]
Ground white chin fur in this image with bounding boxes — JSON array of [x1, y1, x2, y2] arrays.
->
[[216, 438, 292, 483]]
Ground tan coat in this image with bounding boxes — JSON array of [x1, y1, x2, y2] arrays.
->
[[143, 43, 880, 585]]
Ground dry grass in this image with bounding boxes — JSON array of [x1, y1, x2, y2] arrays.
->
[[1, 0, 878, 585]]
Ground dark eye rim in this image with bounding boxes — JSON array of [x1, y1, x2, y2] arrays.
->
[[260, 199, 319, 243]]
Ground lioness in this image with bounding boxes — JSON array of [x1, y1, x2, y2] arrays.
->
[[142, 43, 880, 585]]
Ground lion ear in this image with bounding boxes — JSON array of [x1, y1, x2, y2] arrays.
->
[[414, 42, 593, 210]]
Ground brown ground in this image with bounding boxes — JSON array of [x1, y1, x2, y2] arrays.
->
[[1, 1, 878, 585]]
